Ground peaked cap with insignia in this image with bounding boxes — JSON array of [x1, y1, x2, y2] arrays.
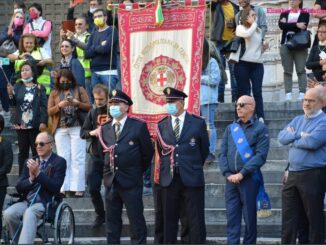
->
[[163, 87, 188, 103], [109, 89, 133, 106]]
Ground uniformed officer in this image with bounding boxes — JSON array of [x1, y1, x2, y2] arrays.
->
[[99, 89, 154, 244], [155, 87, 209, 244]]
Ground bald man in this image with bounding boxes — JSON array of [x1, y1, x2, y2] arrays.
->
[[219, 95, 270, 244], [278, 88, 326, 244]]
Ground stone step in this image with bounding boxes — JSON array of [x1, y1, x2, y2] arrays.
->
[[30, 223, 282, 240], [4, 183, 282, 210], [74, 223, 282, 239], [216, 102, 303, 120], [36, 236, 282, 245], [7, 168, 287, 189], [6, 183, 282, 209]]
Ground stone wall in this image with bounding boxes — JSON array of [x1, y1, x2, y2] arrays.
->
[[0, 0, 319, 102]]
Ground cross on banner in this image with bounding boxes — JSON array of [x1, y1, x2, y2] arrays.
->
[[157, 72, 167, 87]]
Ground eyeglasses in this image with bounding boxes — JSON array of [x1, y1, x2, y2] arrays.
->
[[34, 141, 52, 148], [235, 102, 252, 108]]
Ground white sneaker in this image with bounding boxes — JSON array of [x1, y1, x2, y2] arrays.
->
[[285, 93, 292, 101], [298, 92, 305, 101]]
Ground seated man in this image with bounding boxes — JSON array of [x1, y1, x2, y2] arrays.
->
[[3, 132, 66, 244]]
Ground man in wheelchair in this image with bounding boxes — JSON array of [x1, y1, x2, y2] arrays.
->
[[3, 132, 67, 244]]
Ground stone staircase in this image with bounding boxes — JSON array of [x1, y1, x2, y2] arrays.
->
[[1, 102, 304, 244]]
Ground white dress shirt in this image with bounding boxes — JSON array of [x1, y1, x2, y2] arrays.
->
[[112, 115, 128, 133], [171, 111, 186, 135]]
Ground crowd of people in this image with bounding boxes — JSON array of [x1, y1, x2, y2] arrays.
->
[[0, 0, 325, 244]]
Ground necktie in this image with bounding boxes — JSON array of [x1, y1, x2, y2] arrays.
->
[[174, 118, 180, 141], [115, 122, 121, 140], [40, 160, 47, 172]]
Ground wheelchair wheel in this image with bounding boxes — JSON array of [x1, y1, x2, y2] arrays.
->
[[54, 202, 75, 244]]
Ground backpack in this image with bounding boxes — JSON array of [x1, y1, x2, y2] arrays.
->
[[30, 20, 52, 46]]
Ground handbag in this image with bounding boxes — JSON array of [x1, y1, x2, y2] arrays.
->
[[77, 86, 88, 126], [0, 39, 17, 57], [221, 36, 245, 54], [227, 45, 241, 64], [285, 30, 311, 51]]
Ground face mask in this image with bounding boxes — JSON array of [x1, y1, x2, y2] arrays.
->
[[89, 7, 97, 13], [59, 83, 72, 91], [109, 105, 122, 119], [29, 10, 39, 20], [94, 18, 105, 28], [14, 8, 23, 14], [21, 77, 33, 83], [14, 18, 24, 27], [166, 103, 178, 115]]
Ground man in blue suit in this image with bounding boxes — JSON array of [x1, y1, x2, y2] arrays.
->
[[155, 87, 209, 244], [3, 131, 66, 244], [99, 89, 154, 244]]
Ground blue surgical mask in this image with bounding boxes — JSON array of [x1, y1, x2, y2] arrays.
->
[[166, 103, 178, 115], [109, 105, 122, 119], [21, 77, 33, 83]]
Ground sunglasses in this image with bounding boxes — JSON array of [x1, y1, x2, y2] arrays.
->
[[34, 141, 52, 148], [235, 102, 252, 108]]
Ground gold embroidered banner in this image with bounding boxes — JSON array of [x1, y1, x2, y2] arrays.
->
[[118, 2, 206, 135]]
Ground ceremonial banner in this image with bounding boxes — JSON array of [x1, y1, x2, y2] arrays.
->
[[118, 2, 206, 134]]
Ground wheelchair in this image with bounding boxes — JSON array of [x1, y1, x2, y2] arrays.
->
[[2, 194, 75, 244]]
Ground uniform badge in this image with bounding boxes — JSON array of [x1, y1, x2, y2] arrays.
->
[[167, 87, 171, 95], [244, 153, 251, 158], [237, 138, 243, 144], [189, 137, 196, 146], [129, 141, 134, 145], [112, 90, 117, 96], [233, 127, 239, 132]]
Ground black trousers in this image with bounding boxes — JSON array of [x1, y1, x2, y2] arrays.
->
[[161, 174, 206, 244], [0, 186, 7, 239], [282, 168, 326, 244], [87, 156, 105, 217], [16, 128, 39, 176], [154, 184, 164, 244], [105, 183, 146, 244], [154, 183, 190, 244]]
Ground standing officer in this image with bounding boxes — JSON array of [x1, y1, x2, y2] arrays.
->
[[80, 84, 111, 228], [98, 89, 154, 244], [155, 87, 209, 244]]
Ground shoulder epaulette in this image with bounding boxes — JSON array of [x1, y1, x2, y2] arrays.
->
[[129, 115, 146, 123], [157, 115, 169, 123], [190, 113, 205, 120]]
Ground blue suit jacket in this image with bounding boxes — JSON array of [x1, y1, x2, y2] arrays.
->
[[101, 117, 154, 188], [16, 153, 66, 207], [158, 112, 209, 187]]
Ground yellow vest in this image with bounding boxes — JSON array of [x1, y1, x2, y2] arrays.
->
[[15, 49, 52, 95], [76, 33, 91, 78]]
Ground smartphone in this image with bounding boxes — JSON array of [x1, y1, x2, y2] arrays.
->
[[307, 73, 317, 81], [74, 0, 84, 3]]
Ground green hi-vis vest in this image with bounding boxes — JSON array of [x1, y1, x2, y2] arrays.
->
[[15, 49, 52, 95], [76, 33, 91, 78]]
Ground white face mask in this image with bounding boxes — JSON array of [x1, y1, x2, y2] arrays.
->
[[89, 7, 97, 13], [14, 8, 23, 14]]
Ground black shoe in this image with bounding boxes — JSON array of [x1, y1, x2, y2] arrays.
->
[[92, 216, 105, 228], [218, 95, 224, 103]]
